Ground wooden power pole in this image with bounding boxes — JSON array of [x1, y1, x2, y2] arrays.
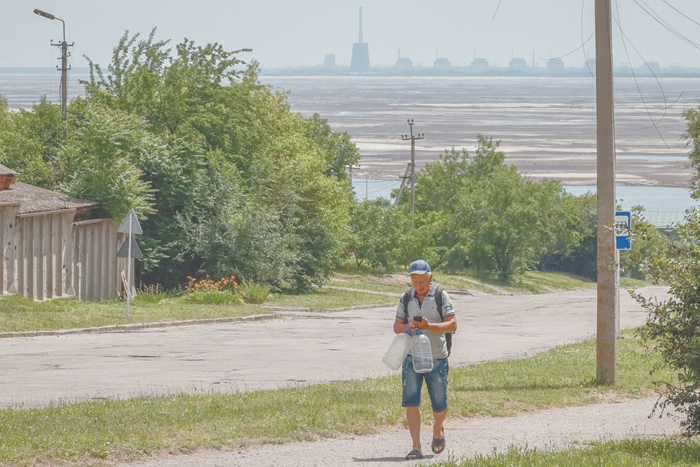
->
[[595, 0, 618, 385], [402, 119, 424, 228]]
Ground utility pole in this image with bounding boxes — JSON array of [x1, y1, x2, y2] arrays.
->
[[394, 163, 411, 207], [595, 0, 618, 385], [34, 9, 73, 139], [401, 119, 424, 228]]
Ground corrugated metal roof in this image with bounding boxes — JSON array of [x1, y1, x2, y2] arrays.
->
[[0, 181, 98, 215]]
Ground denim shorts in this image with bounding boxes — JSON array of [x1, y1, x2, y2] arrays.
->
[[402, 355, 449, 413]]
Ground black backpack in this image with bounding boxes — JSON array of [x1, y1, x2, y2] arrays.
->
[[401, 286, 453, 356]]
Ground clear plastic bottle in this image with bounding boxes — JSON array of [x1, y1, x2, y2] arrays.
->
[[382, 330, 413, 370], [411, 330, 434, 373]]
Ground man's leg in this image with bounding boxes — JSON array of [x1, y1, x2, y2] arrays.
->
[[432, 408, 447, 439], [425, 358, 449, 445], [407, 406, 422, 451], [402, 356, 423, 454]]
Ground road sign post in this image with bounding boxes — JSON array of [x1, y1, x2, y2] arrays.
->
[[117, 209, 143, 316], [614, 211, 631, 339]]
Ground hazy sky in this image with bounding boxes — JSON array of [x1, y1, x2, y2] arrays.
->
[[2, 0, 700, 69]]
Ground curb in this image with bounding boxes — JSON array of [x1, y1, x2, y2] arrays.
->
[[0, 313, 280, 340]]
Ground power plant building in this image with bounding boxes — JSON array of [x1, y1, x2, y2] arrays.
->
[[350, 7, 371, 72]]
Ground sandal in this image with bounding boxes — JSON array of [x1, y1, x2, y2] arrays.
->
[[405, 449, 424, 460], [431, 427, 445, 454]]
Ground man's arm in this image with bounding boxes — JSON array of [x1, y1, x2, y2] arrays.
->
[[393, 316, 416, 334], [414, 314, 457, 333]]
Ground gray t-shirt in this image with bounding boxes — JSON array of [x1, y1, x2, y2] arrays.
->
[[396, 285, 455, 359]]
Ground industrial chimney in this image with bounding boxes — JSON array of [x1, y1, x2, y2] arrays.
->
[[350, 7, 371, 72]]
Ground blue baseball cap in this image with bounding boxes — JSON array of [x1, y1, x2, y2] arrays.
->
[[408, 260, 432, 275]]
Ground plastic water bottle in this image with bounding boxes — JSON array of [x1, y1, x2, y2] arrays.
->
[[382, 330, 413, 370], [411, 330, 434, 373]]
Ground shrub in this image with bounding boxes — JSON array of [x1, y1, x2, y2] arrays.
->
[[133, 284, 171, 304], [240, 283, 270, 304], [634, 209, 700, 433], [179, 290, 243, 305], [179, 276, 243, 305]]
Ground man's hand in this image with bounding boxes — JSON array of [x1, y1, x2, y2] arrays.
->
[[412, 317, 431, 331]]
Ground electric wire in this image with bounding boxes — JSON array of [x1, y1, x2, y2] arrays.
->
[[662, 0, 700, 28], [633, 0, 700, 50], [492, 0, 505, 21], [614, 0, 669, 148], [582, 0, 596, 79]]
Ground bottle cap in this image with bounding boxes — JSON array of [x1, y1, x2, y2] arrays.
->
[[405, 330, 414, 336], [416, 330, 423, 335]]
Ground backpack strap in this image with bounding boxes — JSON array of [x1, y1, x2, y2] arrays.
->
[[434, 286, 453, 356], [401, 288, 412, 324]]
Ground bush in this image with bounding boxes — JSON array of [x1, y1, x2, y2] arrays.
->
[[634, 209, 700, 433], [133, 284, 172, 304], [179, 290, 243, 305], [179, 276, 243, 305], [240, 283, 270, 304]]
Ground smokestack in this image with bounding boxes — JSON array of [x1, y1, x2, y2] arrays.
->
[[359, 7, 363, 44]]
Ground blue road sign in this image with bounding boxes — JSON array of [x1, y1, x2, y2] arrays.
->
[[615, 211, 631, 250]]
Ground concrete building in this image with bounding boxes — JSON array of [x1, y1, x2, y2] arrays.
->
[[471, 58, 489, 71], [434, 57, 451, 69], [350, 7, 371, 72], [323, 54, 336, 69], [509, 58, 527, 70], [547, 58, 565, 71], [0, 165, 132, 302], [396, 50, 413, 70]]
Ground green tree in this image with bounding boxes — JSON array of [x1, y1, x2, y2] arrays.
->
[[453, 141, 579, 281], [79, 29, 356, 289], [349, 200, 408, 269], [0, 97, 64, 188], [61, 101, 155, 220]]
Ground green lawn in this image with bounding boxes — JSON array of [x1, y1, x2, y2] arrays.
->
[[0, 332, 675, 466], [435, 439, 700, 467], [265, 287, 396, 309], [0, 293, 268, 333]]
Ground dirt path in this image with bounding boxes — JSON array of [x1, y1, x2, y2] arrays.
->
[[123, 397, 680, 467], [0, 286, 668, 409]]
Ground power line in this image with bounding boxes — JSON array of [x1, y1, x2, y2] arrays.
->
[[614, 0, 669, 148], [662, 0, 700, 28]]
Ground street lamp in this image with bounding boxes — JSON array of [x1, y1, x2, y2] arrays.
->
[[33, 9, 72, 124]]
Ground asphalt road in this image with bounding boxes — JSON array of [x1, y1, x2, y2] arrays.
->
[[0, 286, 668, 409]]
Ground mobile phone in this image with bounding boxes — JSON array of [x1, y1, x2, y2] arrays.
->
[[413, 315, 422, 322]]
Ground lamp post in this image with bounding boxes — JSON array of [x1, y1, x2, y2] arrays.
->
[[33, 9, 72, 127]]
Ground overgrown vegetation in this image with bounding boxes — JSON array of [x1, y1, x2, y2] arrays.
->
[[625, 107, 700, 434], [0, 333, 673, 465], [434, 439, 700, 467]]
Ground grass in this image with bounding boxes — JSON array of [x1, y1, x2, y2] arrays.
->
[[265, 287, 396, 309], [0, 293, 266, 333], [0, 269, 654, 333], [434, 438, 700, 466], [0, 332, 675, 466]]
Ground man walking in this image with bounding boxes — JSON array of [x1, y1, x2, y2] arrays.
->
[[394, 259, 457, 460]]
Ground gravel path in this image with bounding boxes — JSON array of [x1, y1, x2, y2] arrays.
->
[[122, 398, 680, 467]]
